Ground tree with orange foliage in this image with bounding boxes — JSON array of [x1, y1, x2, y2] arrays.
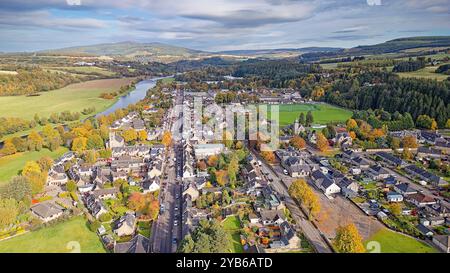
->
[[215, 170, 228, 187], [207, 155, 219, 167], [402, 135, 418, 149], [316, 132, 329, 152], [197, 160, 207, 171], [261, 151, 276, 163], [161, 131, 172, 147], [369, 128, 385, 141], [127, 192, 146, 211], [289, 135, 306, 150], [349, 131, 356, 140]]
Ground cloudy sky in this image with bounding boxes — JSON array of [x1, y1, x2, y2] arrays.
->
[[0, 0, 449, 52]]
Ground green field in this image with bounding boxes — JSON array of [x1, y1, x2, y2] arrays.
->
[[48, 66, 116, 77], [0, 216, 106, 253], [0, 78, 133, 120], [222, 216, 244, 253], [266, 103, 352, 126], [397, 64, 450, 81], [0, 147, 68, 185], [364, 228, 437, 253], [159, 77, 175, 84]]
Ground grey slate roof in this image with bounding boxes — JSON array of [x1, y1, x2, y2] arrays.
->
[[114, 234, 150, 253]]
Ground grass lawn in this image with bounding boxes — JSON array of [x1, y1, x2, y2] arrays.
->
[[0, 147, 68, 185], [266, 103, 352, 126], [222, 216, 244, 253], [364, 228, 437, 253], [0, 78, 134, 120], [0, 216, 106, 253]]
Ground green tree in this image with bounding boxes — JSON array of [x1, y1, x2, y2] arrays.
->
[[87, 134, 104, 150], [306, 111, 314, 126], [0, 176, 32, 204], [221, 189, 231, 205], [298, 112, 305, 125]]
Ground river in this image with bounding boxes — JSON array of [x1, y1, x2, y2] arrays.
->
[[0, 76, 170, 149], [95, 76, 165, 117]]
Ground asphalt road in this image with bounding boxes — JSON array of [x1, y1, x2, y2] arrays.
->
[[150, 98, 183, 253], [249, 148, 333, 253]]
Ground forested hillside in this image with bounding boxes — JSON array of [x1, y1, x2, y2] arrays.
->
[[326, 71, 449, 127]]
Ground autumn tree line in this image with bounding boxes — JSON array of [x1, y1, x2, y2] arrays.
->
[[0, 68, 84, 96]]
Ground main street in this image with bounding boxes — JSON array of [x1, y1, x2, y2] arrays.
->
[[150, 91, 183, 253], [249, 148, 333, 253]]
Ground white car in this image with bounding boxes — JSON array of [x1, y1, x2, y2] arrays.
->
[[283, 169, 288, 175]]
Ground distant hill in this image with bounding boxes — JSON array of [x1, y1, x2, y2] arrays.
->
[[38, 36, 450, 63], [300, 36, 450, 62], [40, 42, 208, 63], [218, 47, 342, 56], [40, 42, 342, 62], [348, 36, 450, 54]]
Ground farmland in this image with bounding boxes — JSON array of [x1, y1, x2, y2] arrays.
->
[[397, 64, 450, 81], [0, 216, 106, 253], [266, 103, 352, 126], [0, 78, 134, 121], [47, 66, 116, 77]]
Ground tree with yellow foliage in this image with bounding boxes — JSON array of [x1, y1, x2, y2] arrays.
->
[[311, 86, 325, 100], [122, 128, 138, 143], [22, 161, 46, 194], [333, 223, 365, 253], [316, 132, 329, 152], [72, 137, 88, 153], [161, 131, 172, 148], [138, 130, 148, 142], [346, 119, 358, 130], [431, 119, 438, 130], [288, 179, 321, 219]]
